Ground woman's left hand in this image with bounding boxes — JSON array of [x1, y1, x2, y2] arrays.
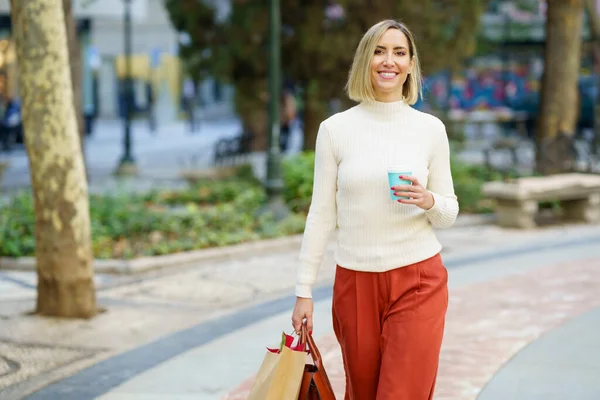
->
[[391, 175, 435, 210]]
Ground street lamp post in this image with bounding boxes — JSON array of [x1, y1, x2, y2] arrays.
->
[[261, 0, 288, 219], [116, 0, 138, 175]]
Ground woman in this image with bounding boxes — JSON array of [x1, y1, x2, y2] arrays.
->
[[291, 19, 459, 400]]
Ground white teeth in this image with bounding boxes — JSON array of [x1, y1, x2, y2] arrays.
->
[[380, 72, 396, 78]]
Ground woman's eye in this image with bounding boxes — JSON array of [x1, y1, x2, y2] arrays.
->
[[375, 49, 383, 55], [396, 51, 406, 56]]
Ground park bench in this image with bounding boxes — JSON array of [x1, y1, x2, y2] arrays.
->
[[213, 132, 253, 166], [177, 131, 254, 186], [481, 173, 600, 229]]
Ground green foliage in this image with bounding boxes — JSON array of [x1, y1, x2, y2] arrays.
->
[[142, 179, 261, 207], [163, 0, 218, 81], [0, 148, 516, 260], [164, 0, 492, 148], [0, 180, 304, 260], [282, 152, 315, 214], [0, 193, 36, 257], [282, 0, 491, 100], [449, 155, 514, 213]]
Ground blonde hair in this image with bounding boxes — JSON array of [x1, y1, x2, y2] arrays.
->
[[345, 20, 423, 105]]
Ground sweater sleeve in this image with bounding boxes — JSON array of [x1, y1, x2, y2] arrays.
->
[[295, 122, 338, 298], [424, 119, 459, 228]]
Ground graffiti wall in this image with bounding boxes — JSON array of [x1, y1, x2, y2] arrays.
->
[[416, 0, 596, 133], [416, 52, 597, 137], [418, 54, 545, 112]]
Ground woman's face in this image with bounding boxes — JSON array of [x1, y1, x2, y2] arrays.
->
[[370, 28, 414, 102]]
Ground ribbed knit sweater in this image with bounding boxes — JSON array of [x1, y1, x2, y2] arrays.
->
[[295, 100, 459, 298]]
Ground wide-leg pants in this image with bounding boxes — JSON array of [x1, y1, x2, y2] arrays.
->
[[332, 253, 448, 400]]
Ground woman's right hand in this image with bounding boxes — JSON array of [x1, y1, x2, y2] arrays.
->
[[291, 296, 314, 335]]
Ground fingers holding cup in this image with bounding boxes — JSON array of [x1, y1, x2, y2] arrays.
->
[[387, 169, 413, 200], [398, 174, 420, 187]]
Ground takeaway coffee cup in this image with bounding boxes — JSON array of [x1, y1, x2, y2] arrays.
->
[[387, 169, 412, 200]]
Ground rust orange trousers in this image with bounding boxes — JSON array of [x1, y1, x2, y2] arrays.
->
[[332, 253, 448, 400]]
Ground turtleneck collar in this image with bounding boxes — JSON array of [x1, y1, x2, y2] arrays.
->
[[358, 99, 410, 117]]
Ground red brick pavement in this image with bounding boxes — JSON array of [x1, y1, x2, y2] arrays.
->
[[224, 257, 600, 400]]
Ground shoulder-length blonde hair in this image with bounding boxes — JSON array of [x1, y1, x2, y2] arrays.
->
[[345, 20, 423, 105]]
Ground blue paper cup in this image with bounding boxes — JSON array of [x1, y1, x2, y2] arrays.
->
[[387, 170, 412, 200]]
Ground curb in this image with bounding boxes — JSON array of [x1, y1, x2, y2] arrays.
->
[[0, 214, 494, 275], [0, 234, 304, 275]]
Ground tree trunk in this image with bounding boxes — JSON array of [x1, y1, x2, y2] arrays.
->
[[11, 0, 97, 318], [302, 80, 327, 151], [585, 0, 600, 65], [235, 79, 269, 151], [63, 0, 87, 179], [536, 0, 584, 174]]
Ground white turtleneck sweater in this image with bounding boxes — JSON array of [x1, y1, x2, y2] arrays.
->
[[295, 100, 459, 298]]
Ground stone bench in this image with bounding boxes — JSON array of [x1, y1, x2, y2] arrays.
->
[[481, 173, 600, 229]]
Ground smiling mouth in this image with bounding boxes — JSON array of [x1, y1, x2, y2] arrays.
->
[[378, 72, 398, 79]]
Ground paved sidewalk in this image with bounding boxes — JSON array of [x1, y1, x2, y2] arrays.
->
[[0, 117, 238, 192], [1, 221, 600, 399], [478, 306, 600, 400], [224, 251, 600, 400]]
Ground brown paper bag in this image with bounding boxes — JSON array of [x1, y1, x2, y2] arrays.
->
[[247, 344, 307, 400]]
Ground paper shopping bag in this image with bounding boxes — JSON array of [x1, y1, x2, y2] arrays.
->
[[247, 333, 307, 400], [246, 351, 279, 399]]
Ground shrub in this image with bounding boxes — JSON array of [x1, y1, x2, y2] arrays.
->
[[142, 178, 261, 206], [0, 193, 36, 257], [0, 181, 304, 260], [283, 152, 315, 214], [450, 155, 520, 213]]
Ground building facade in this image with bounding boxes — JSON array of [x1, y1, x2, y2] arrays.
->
[[0, 0, 206, 121]]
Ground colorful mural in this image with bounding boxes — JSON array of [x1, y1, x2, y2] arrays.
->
[[418, 57, 545, 112], [415, 0, 597, 137], [416, 58, 596, 137]]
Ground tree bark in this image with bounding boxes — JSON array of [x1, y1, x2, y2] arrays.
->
[[235, 79, 269, 151], [11, 0, 97, 318], [584, 0, 600, 60], [536, 0, 584, 174], [302, 80, 327, 151], [63, 0, 87, 179]]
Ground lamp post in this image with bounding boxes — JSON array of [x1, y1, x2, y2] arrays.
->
[[116, 0, 137, 175], [261, 0, 288, 219]]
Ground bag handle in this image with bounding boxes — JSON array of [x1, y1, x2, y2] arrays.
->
[[301, 322, 323, 369]]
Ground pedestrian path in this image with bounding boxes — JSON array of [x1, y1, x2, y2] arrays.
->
[[22, 231, 600, 400], [477, 306, 600, 400], [0, 118, 244, 191], [224, 245, 600, 400]]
